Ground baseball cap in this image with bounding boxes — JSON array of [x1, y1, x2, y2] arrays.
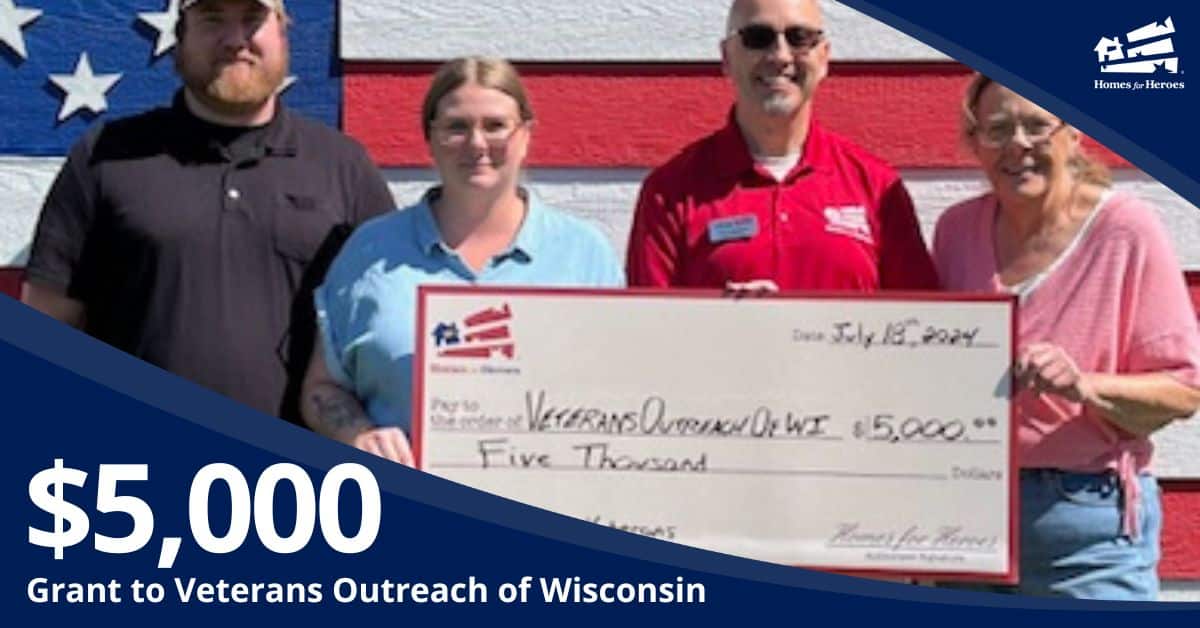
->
[[180, 0, 285, 12]]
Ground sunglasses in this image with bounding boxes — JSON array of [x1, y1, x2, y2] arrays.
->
[[734, 24, 824, 51]]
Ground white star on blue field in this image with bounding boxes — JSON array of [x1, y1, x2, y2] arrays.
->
[[1, 0, 337, 155]]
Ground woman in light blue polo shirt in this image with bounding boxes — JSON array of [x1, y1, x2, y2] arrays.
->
[[300, 57, 622, 463]]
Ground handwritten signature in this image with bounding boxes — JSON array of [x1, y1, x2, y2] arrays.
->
[[827, 522, 999, 552]]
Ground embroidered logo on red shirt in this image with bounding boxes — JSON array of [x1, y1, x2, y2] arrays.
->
[[823, 206, 874, 244]]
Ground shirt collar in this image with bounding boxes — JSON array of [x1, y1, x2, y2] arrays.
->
[[712, 107, 832, 183], [413, 191, 444, 255], [168, 90, 299, 159], [509, 188, 545, 260], [413, 187, 545, 262]]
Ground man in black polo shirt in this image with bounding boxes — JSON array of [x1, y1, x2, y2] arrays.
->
[[23, 0, 394, 423]]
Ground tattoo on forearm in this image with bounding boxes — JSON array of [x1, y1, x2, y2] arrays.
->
[[310, 391, 366, 432]]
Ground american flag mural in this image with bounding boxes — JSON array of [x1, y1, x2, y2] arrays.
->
[[1, 0, 1198, 591]]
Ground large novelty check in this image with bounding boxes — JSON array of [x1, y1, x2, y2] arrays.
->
[[414, 287, 1017, 581]]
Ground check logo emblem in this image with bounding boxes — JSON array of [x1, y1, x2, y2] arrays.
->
[[435, 304, 516, 359]]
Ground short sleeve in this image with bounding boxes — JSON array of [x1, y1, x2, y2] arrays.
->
[[625, 171, 682, 287], [347, 144, 395, 226], [931, 206, 954, 283], [313, 228, 373, 390], [25, 129, 102, 298], [590, 228, 625, 288], [876, 177, 940, 290], [599, 249, 625, 287], [313, 284, 355, 389], [1122, 205, 1200, 387]]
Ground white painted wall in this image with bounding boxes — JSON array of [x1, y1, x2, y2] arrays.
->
[[4, 161, 1196, 269], [1160, 582, 1200, 602], [4, 161, 1195, 269], [0, 156, 56, 266], [375, 167, 1200, 269], [340, 0, 949, 62]]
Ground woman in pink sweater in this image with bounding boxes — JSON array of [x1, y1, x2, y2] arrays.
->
[[933, 74, 1200, 599]]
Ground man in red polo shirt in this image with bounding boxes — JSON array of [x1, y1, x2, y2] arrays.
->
[[626, 0, 938, 291]]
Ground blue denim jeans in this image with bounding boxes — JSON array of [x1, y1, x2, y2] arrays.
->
[[945, 469, 1162, 600]]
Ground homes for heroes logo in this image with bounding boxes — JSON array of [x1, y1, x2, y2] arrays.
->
[[432, 303, 516, 360], [425, 302, 530, 379], [1094, 17, 1185, 90], [428, 302, 522, 375]]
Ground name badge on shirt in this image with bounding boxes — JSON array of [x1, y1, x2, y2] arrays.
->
[[707, 215, 759, 243]]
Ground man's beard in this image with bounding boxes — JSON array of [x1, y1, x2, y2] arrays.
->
[[761, 93, 799, 116], [178, 53, 288, 116], [760, 76, 814, 117]]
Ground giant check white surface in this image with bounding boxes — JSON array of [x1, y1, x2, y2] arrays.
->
[[415, 287, 1016, 581]]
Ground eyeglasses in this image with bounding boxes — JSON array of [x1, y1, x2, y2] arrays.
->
[[732, 23, 825, 51], [431, 118, 525, 149], [975, 117, 1065, 148]]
